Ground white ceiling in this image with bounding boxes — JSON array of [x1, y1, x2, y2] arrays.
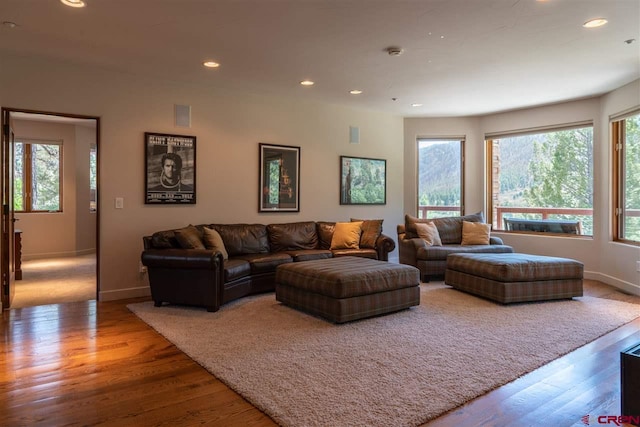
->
[[1, 0, 639, 117]]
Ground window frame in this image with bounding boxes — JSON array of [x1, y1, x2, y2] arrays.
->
[[612, 109, 640, 246], [90, 144, 97, 212], [416, 137, 465, 219], [485, 122, 594, 237], [14, 138, 64, 213]]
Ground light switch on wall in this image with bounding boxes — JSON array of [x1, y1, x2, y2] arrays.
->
[[115, 197, 124, 209]]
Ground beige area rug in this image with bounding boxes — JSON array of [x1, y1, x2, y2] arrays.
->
[[128, 284, 640, 427], [12, 254, 96, 309]]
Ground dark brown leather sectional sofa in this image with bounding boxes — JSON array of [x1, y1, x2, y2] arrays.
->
[[141, 220, 395, 312]]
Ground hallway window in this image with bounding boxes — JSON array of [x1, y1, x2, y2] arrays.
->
[[613, 111, 640, 244], [14, 139, 63, 212], [417, 138, 464, 218], [90, 145, 97, 212]]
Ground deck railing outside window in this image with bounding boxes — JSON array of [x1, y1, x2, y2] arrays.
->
[[418, 205, 640, 235]]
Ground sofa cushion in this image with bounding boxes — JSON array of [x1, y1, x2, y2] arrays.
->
[[461, 221, 491, 245], [415, 222, 442, 246], [175, 225, 206, 249], [332, 248, 378, 259], [405, 212, 484, 244], [203, 227, 229, 259], [267, 222, 319, 252], [285, 249, 333, 262], [331, 221, 363, 249], [417, 244, 514, 261], [351, 218, 383, 249], [209, 224, 270, 256], [316, 222, 336, 249], [234, 253, 293, 274], [224, 259, 251, 282]]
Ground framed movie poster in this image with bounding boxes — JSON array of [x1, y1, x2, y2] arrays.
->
[[340, 156, 386, 205], [259, 143, 300, 212], [145, 132, 196, 204]]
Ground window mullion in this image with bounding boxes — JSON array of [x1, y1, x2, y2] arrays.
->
[[24, 143, 33, 212]]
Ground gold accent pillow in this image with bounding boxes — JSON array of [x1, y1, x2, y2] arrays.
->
[[330, 221, 363, 250], [203, 227, 229, 260], [461, 221, 491, 245], [174, 225, 205, 249], [415, 222, 442, 246]]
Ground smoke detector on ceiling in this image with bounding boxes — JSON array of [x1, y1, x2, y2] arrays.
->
[[386, 47, 404, 56]]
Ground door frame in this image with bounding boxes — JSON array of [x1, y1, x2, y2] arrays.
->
[[1, 108, 15, 309], [1, 107, 101, 308]]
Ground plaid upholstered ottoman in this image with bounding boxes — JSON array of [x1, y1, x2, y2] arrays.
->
[[445, 253, 583, 303], [275, 257, 421, 323]]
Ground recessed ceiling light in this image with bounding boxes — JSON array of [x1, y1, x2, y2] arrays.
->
[[411, 103, 423, 107], [60, 0, 86, 8], [300, 80, 314, 86], [203, 61, 220, 68], [583, 18, 608, 28], [349, 90, 363, 95], [2, 21, 17, 28]]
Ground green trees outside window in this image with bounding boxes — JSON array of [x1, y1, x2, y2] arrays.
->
[[14, 140, 62, 212], [417, 139, 464, 218], [614, 113, 640, 243], [488, 125, 594, 235]]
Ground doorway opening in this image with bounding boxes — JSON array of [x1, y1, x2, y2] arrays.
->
[[2, 108, 100, 309]]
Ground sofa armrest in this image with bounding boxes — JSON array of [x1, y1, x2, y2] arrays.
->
[[397, 225, 427, 267], [375, 233, 396, 261], [489, 236, 505, 245], [141, 248, 225, 312]]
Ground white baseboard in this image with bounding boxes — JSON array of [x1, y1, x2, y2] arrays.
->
[[99, 285, 151, 302], [584, 270, 640, 296]]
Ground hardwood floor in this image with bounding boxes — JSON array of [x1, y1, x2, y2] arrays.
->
[[2, 284, 639, 427]]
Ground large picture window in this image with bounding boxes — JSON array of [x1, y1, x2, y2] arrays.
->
[[486, 123, 593, 235], [14, 139, 63, 213], [417, 138, 464, 218], [613, 111, 640, 245]]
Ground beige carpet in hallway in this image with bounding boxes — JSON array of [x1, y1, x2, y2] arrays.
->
[[11, 254, 96, 309]]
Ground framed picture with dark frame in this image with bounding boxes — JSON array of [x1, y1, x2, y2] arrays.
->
[[259, 143, 300, 212], [340, 155, 386, 205], [145, 132, 196, 204]]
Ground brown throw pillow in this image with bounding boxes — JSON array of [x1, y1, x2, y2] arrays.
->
[[415, 222, 442, 246], [203, 227, 228, 260], [174, 225, 205, 249], [351, 218, 383, 249], [461, 221, 491, 245], [330, 221, 363, 250]]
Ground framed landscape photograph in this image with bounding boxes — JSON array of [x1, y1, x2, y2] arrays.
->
[[145, 132, 196, 204], [340, 156, 386, 205], [259, 143, 300, 212]]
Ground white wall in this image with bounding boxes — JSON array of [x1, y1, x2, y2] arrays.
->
[[404, 84, 640, 295], [12, 119, 97, 259], [0, 54, 405, 300]]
